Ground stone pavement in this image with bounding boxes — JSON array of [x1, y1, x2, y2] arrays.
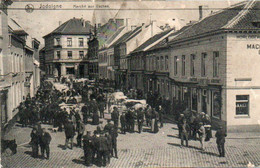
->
[[2, 114, 260, 168]]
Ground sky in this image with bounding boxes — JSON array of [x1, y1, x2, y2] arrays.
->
[[8, 0, 243, 46]]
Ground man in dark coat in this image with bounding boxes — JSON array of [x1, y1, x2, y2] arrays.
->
[[104, 120, 114, 135], [180, 119, 189, 147], [111, 107, 119, 128], [76, 120, 85, 147], [64, 121, 75, 149], [111, 126, 118, 158], [128, 109, 135, 133], [215, 126, 227, 157], [120, 112, 126, 134], [83, 131, 93, 166], [158, 105, 164, 128], [98, 134, 109, 167], [30, 127, 39, 158], [81, 105, 89, 124], [137, 109, 144, 133], [39, 128, 52, 159]]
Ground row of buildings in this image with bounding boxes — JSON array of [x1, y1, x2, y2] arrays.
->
[[0, 0, 41, 129], [42, 0, 260, 132]]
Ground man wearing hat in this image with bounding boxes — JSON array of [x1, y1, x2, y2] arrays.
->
[[64, 120, 75, 149], [83, 131, 93, 166], [198, 122, 206, 150], [76, 120, 85, 148], [215, 126, 227, 157], [120, 112, 126, 134]]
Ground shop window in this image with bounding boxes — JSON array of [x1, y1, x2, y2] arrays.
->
[[236, 95, 249, 115], [212, 91, 221, 119]]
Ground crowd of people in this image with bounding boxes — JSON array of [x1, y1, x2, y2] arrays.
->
[[16, 76, 227, 166]]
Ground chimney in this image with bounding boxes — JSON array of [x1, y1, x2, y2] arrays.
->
[[131, 25, 137, 31], [125, 18, 132, 31], [199, 5, 203, 20]]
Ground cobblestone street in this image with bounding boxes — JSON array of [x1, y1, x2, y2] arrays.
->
[[2, 115, 260, 168]]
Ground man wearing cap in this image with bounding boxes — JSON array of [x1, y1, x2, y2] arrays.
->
[[215, 126, 227, 157], [104, 120, 114, 135], [111, 107, 119, 129], [178, 114, 185, 138], [39, 128, 52, 159]]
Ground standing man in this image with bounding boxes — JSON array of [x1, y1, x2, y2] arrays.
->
[[111, 126, 118, 158], [83, 131, 93, 166], [64, 120, 75, 150], [30, 127, 39, 158], [198, 122, 206, 151], [77, 120, 85, 148], [40, 128, 52, 159], [111, 107, 119, 128], [158, 105, 164, 128], [215, 126, 227, 157], [120, 112, 126, 134], [180, 119, 189, 147], [137, 108, 144, 133], [81, 105, 89, 124]]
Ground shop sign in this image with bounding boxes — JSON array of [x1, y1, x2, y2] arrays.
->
[[246, 43, 260, 55]]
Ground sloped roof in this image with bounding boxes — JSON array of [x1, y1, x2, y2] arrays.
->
[[105, 26, 125, 46], [110, 26, 142, 47], [230, 1, 260, 29], [43, 18, 92, 38], [148, 25, 192, 51], [131, 28, 174, 54], [173, 1, 259, 41]]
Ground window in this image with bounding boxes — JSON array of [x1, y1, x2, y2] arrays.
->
[[67, 38, 72, 47], [55, 38, 61, 46], [160, 56, 164, 70], [174, 56, 178, 75], [156, 57, 160, 70], [56, 51, 61, 59], [201, 53, 207, 76], [213, 51, 219, 77], [236, 95, 249, 115], [190, 54, 195, 76], [67, 51, 72, 59], [182, 55, 186, 76], [79, 38, 84, 47], [79, 51, 84, 59], [165, 56, 169, 70]]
